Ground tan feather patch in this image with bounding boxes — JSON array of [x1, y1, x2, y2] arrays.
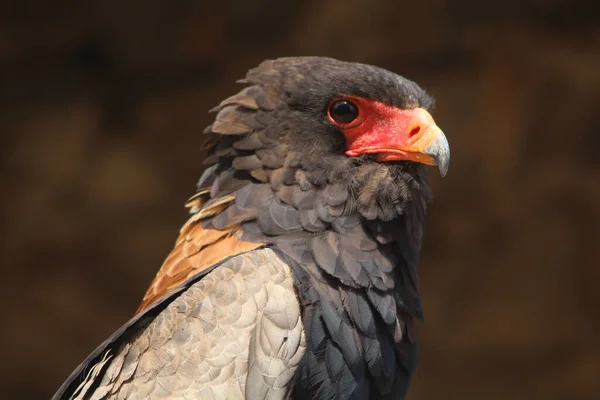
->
[[135, 194, 264, 314], [184, 189, 211, 212]]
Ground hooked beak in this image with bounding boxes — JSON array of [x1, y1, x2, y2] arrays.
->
[[345, 107, 450, 176], [422, 124, 450, 177]]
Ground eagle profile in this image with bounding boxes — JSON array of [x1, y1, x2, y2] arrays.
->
[[54, 57, 450, 400]]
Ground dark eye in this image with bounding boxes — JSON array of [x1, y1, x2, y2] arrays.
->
[[328, 100, 359, 124]]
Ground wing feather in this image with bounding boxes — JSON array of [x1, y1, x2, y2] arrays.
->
[[136, 192, 263, 314]]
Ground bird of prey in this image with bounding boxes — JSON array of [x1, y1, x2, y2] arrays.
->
[[53, 57, 450, 400]]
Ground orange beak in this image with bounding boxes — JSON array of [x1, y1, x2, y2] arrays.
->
[[344, 107, 450, 176]]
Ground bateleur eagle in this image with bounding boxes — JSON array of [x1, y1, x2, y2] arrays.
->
[[53, 57, 450, 400]]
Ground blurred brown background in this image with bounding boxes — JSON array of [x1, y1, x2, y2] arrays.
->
[[1, 1, 599, 399]]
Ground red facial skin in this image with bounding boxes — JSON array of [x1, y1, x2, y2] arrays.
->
[[328, 96, 443, 165]]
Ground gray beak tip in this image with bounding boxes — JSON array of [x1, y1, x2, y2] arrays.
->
[[424, 128, 450, 177]]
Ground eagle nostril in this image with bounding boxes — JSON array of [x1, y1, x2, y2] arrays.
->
[[409, 126, 421, 138]]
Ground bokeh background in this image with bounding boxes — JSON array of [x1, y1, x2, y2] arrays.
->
[[1, 1, 599, 399]]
